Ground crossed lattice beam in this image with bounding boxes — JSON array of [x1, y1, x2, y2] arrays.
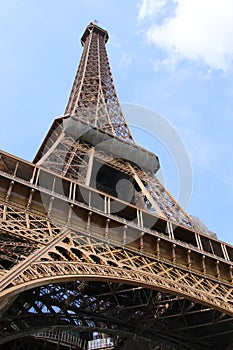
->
[[0, 202, 232, 316]]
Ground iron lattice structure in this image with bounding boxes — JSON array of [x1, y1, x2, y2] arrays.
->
[[0, 22, 233, 350]]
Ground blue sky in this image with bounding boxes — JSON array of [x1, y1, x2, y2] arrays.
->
[[1, 0, 233, 244]]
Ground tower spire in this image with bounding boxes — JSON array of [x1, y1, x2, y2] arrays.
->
[[65, 22, 133, 141]]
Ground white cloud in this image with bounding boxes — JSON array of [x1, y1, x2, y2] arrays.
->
[[138, 0, 167, 21], [152, 53, 178, 72], [138, 0, 233, 72], [119, 52, 134, 68]]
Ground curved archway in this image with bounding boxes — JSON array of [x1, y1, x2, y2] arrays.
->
[[1, 260, 233, 316], [1, 280, 233, 349]]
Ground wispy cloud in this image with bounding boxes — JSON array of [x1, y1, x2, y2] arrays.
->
[[119, 52, 134, 68], [138, 0, 167, 21], [138, 0, 233, 72], [152, 53, 178, 72]]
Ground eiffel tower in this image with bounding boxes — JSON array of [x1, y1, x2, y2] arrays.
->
[[0, 22, 233, 350]]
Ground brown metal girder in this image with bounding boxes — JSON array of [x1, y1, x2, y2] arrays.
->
[[0, 168, 230, 268], [33, 118, 64, 164], [0, 253, 233, 316], [0, 206, 58, 243], [0, 280, 229, 348], [0, 228, 70, 292], [0, 292, 228, 350], [1, 149, 232, 260], [0, 220, 233, 314], [0, 322, 170, 348], [0, 161, 232, 314], [0, 180, 233, 288]]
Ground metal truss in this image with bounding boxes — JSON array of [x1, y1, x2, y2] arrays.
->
[[35, 129, 197, 230], [1, 22, 233, 350], [64, 22, 133, 142], [1, 279, 233, 349], [0, 152, 232, 310], [1, 220, 232, 310], [0, 195, 233, 348], [33, 21, 204, 232]]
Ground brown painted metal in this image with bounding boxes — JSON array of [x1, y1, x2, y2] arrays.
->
[[0, 23, 233, 350], [0, 149, 233, 348]]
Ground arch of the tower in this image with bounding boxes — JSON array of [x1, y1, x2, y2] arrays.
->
[[1, 280, 233, 350], [1, 257, 233, 317]]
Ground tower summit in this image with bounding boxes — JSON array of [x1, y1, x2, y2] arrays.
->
[[65, 22, 133, 140]]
